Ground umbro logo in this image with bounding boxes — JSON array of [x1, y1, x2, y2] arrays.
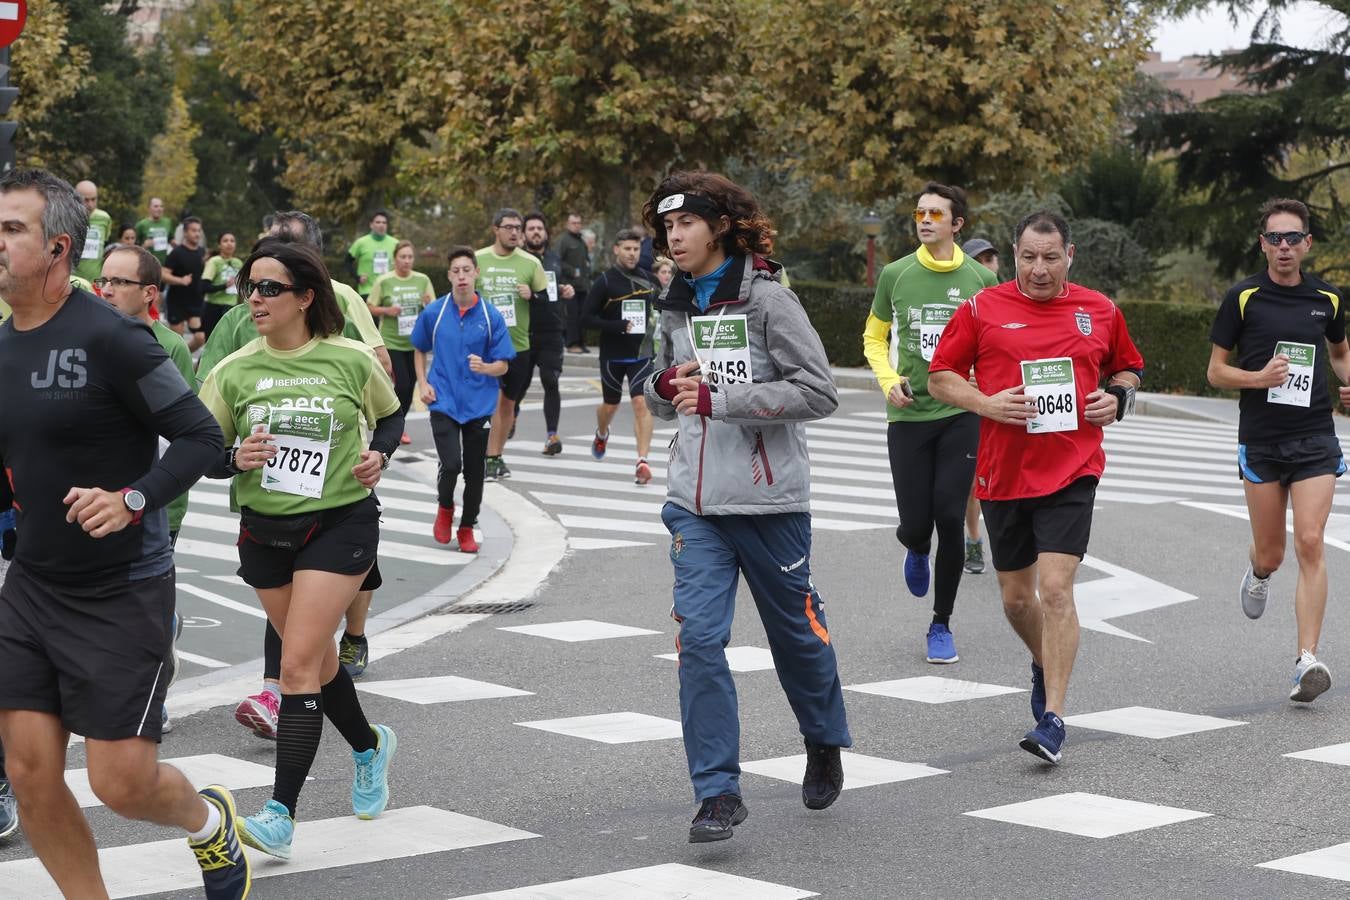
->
[[256, 376, 275, 391], [1001, 323, 1028, 329]]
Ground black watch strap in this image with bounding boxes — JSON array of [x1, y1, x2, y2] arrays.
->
[[1105, 384, 1136, 421]]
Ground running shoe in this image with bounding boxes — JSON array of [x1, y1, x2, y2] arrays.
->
[[433, 505, 455, 545], [192, 785, 251, 899], [238, 798, 293, 860], [1291, 650, 1332, 703], [591, 431, 608, 460], [162, 704, 173, 734], [497, 458, 511, 479], [167, 610, 184, 687], [1020, 712, 1065, 764], [399, 432, 411, 445], [352, 724, 397, 819], [688, 794, 747, 843], [338, 633, 369, 679], [1240, 565, 1271, 620], [802, 740, 844, 810], [456, 526, 479, 554], [904, 550, 930, 597], [964, 538, 985, 574], [542, 435, 562, 456], [484, 457, 503, 481], [1030, 662, 1046, 722], [0, 778, 18, 840], [234, 690, 280, 740], [925, 623, 958, 664], [635, 460, 652, 485]]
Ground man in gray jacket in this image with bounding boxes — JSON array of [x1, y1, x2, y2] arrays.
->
[[643, 172, 852, 844]]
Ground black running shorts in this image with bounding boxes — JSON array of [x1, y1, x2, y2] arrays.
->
[[499, 354, 533, 404], [165, 292, 204, 326], [600, 356, 653, 405], [980, 476, 1098, 572], [238, 495, 380, 590], [0, 563, 174, 741], [1238, 434, 1346, 486]]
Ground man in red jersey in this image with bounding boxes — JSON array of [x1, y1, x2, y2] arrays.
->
[[929, 210, 1143, 765]]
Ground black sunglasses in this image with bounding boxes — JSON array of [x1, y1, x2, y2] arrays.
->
[[242, 279, 298, 299], [1262, 231, 1308, 247]]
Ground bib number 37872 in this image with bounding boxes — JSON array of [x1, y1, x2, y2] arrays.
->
[[1021, 357, 1078, 434], [262, 409, 333, 499], [1268, 340, 1315, 408], [690, 314, 752, 385]]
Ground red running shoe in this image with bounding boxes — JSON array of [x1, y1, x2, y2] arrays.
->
[[433, 505, 455, 544], [399, 432, 412, 445], [635, 460, 652, 485], [457, 526, 479, 554]]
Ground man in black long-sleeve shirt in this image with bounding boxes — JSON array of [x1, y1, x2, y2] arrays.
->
[[556, 212, 592, 352], [523, 212, 571, 454], [583, 228, 657, 484], [0, 169, 249, 898]]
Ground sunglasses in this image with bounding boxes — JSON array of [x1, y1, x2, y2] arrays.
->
[[242, 279, 298, 299], [91, 276, 151, 291], [913, 208, 947, 223], [1262, 231, 1308, 247]]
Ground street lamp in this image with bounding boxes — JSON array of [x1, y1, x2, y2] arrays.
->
[[861, 210, 883, 288]]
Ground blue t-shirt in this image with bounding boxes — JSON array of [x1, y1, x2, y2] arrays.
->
[[411, 293, 516, 423], [683, 256, 735, 312]]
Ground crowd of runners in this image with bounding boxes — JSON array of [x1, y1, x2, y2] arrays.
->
[[0, 164, 1342, 896]]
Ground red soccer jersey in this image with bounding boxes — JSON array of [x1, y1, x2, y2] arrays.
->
[[930, 280, 1144, 501]]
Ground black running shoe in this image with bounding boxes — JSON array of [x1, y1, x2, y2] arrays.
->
[[802, 740, 844, 809], [688, 794, 747, 843]]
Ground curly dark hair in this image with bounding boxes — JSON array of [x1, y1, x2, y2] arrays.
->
[[643, 171, 776, 259]]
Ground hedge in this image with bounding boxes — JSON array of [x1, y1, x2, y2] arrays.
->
[[791, 280, 1235, 397]]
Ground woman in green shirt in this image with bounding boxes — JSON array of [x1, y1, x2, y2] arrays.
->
[[367, 239, 434, 444], [198, 239, 403, 860], [201, 231, 243, 338]]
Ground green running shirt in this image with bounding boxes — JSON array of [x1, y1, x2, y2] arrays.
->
[[475, 247, 548, 352], [75, 208, 113, 282], [348, 233, 400, 297], [368, 270, 434, 352]]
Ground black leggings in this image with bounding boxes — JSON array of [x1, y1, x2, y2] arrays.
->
[[431, 412, 490, 525], [388, 349, 416, 418], [887, 413, 979, 623]]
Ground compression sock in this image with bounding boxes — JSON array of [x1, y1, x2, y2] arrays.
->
[[321, 667, 377, 753], [273, 693, 324, 816]]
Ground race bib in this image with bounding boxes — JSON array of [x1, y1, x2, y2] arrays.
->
[[1021, 357, 1077, 434], [225, 267, 239, 296], [372, 251, 389, 275], [622, 299, 646, 335], [545, 270, 559, 303], [152, 229, 168, 252], [691, 314, 752, 385], [919, 305, 954, 362], [81, 227, 102, 261], [492, 295, 517, 327], [397, 313, 418, 336], [1268, 340, 1314, 408], [261, 409, 332, 499]]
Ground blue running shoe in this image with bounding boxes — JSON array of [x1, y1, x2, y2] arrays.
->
[[192, 786, 252, 899], [1020, 712, 1065, 764], [1030, 662, 1046, 722], [925, 623, 958, 664], [0, 778, 18, 841], [352, 724, 397, 819], [239, 799, 294, 860], [904, 550, 930, 597]]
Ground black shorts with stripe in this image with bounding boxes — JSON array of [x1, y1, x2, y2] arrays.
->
[[0, 563, 174, 741]]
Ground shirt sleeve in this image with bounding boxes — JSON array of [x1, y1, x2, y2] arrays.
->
[[870, 262, 898, 320], [530, 257, 549, 293], [862, 313, 901, 399], [1210, 287, 1242, 350], [367, 275, 385, 305], [928, 297, 978, 376], [486, 305, 517, 362], [338, 284, 385, 347], [361, 352, 402, 426], [1327, 288, 1346, 343], [166, 331, 196, 391], [411, 298, 441, 352]]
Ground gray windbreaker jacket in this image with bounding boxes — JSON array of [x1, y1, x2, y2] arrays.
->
[[644, 254, 837, 515]]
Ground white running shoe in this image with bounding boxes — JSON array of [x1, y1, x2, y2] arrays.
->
[[1239, 566, 1270, 620], [1291, 650, 1332, 703]]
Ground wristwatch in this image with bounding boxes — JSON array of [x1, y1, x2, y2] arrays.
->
[[121, 487, 147, 525], [380, 451, 392, 471]]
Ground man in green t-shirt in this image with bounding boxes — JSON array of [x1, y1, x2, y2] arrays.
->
[[346, 210, 399, 298], [861, 182, 998, 666], [476, 208, 549, 480], [74, 180, 113, 283], [135, 197, 176, 264]]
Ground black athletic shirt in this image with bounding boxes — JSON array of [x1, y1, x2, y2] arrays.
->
[[583, 266, 657, 360], [528, 248, 565, 336], [0, 289, 223, 584], [164, 243, 206, 310], [1210, 269, 1347, 445]]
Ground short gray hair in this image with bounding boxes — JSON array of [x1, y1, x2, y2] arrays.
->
[[269, 209, 324, 252], [0, 168, 89, 256]]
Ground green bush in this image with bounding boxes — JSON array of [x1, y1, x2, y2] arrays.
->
[[792, 279, 874, 368]]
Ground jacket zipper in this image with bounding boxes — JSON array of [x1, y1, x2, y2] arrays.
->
[[695, 416, 708, 514], [755, 430, 775, 486]]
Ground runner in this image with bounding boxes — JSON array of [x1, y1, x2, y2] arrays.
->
[[112, 222, 138, 254], [73, 180, 113, 284], [367, 240, 433, 446], [863, 184, 998, 664], [136, 196, 176, 265], [523, 212, 570, 455], [557, 212, 592, 353], [0, 167, 246, 898], [959, 236, 1002, 574], [477, 208, 549, 480], [413, 246, 515, 552], [347, 210, 399, 299], [201, 231, 243, 338], [1207, 198, 1349, 702], [162, 216, 208, 351], [929, 210, 1144, 764], [584, 228, 658, 484], [198, 238, 402, 859], [643, 171, 851, 842]]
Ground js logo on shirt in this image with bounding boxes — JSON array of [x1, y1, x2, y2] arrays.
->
[[31, 348, 87, 389]]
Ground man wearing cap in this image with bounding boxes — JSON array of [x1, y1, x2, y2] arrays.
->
[[862, 183, 997, 665]]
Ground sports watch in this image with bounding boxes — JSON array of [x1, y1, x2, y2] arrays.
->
[[121, 487, 147, 525]]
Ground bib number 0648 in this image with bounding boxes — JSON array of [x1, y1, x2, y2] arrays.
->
[[1035, 393, 1074, 416]]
